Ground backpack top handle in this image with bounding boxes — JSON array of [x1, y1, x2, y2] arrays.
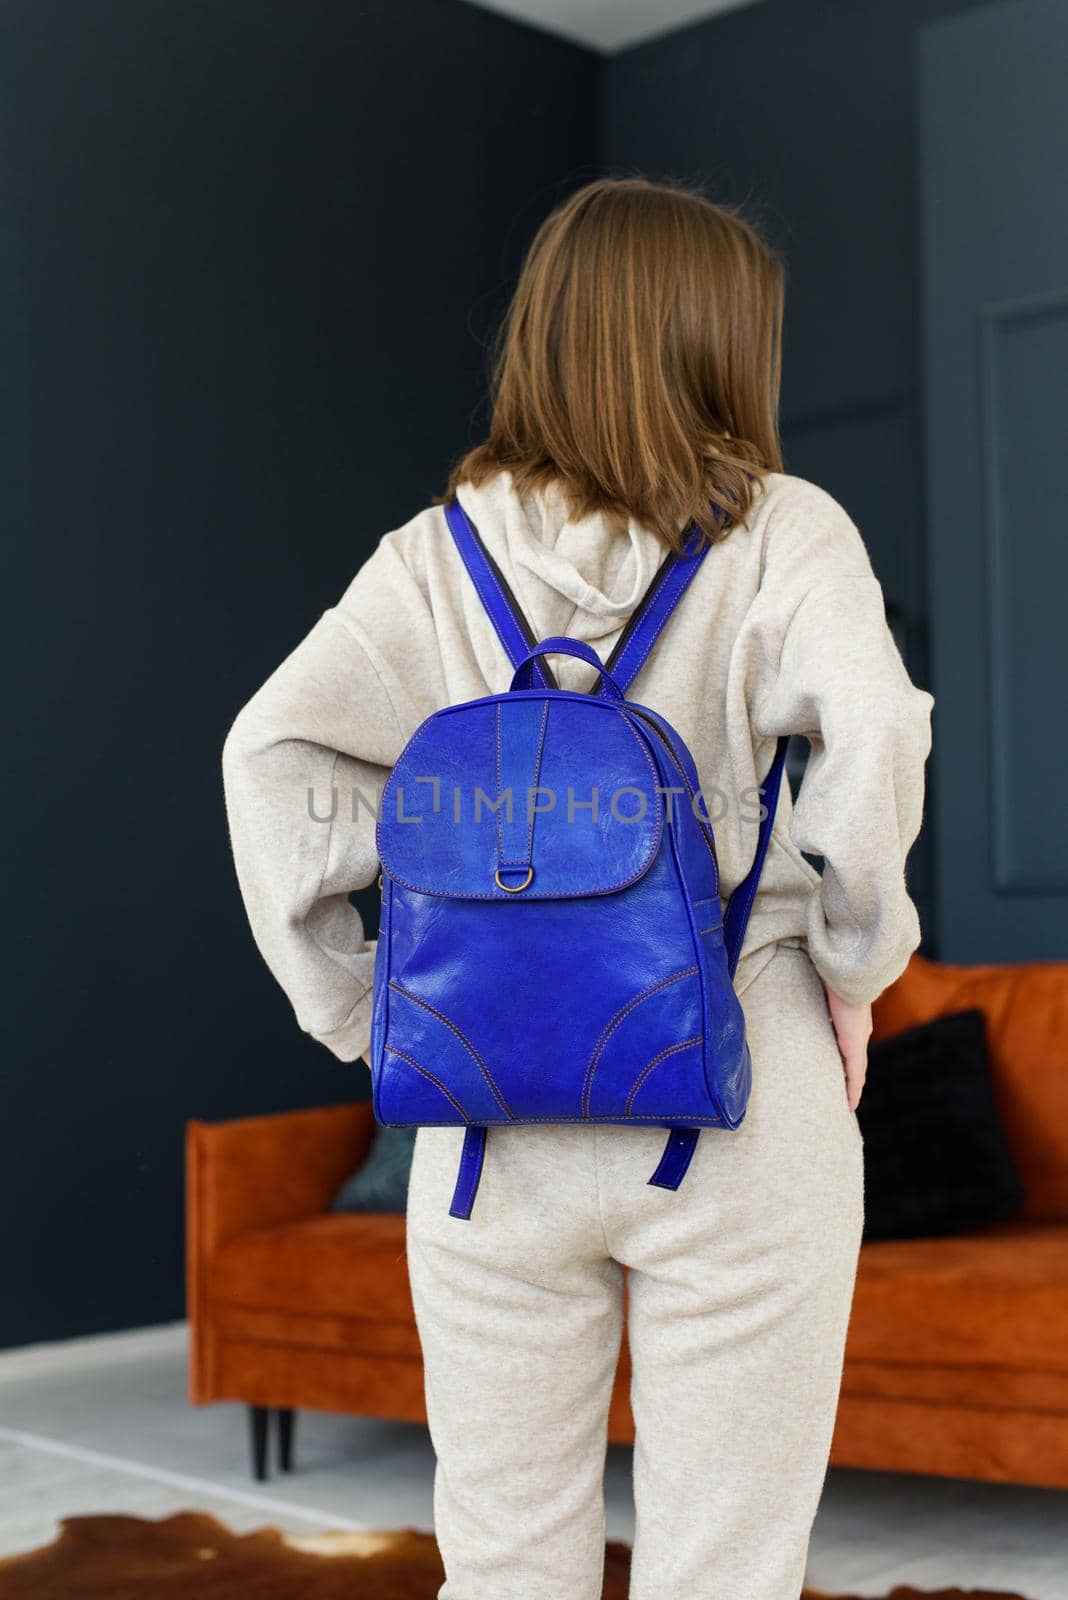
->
[[510, 637, 626, 700]]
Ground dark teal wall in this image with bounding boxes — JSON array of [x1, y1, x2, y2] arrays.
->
[[603, 0, 1002, 942], [1, 0, 598, 1348]]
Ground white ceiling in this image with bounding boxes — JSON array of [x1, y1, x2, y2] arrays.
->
[[463, 0, 762, 54]]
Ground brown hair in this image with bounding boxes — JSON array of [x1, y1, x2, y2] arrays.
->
[[442, 176, 785, 552]]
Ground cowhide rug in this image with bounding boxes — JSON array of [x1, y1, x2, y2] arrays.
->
[[0, 1513, 1030, 1600]]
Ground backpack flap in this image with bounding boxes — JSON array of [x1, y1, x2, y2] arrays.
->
[[376, 694, 664, 901]]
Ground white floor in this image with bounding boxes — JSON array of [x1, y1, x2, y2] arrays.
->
[[0, 1324, 1065, 1596]]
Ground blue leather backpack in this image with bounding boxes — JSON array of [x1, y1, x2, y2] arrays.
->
[[369, 497, 787, 1218]]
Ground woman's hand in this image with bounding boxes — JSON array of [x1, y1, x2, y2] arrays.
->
[[825, 988, 872, 1112]]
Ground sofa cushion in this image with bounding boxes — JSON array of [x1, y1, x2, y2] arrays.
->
[[858, 1010, 1025, 1241], [873, 954, 1068, 1219], [210, 1213, 412, 1322], [847, 1220, 1068, 1373]]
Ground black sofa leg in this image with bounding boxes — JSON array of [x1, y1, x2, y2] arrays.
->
[[277, 1407, 296, 1473], [248, 1405, 297, 1479], [249, 1405, 270, 1481]]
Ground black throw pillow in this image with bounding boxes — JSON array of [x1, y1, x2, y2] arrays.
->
[[857, 1008, 1026, 1242], [331, 1126, 417, 1214]]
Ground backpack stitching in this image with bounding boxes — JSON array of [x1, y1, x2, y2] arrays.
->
[[496, 698, 550, 865], [624, 1035, 704, 1116], [580, 965, 699, 1118], [388, 981, 515, 1119], [522, 698, 551, 862], [385, 1047, 470, 1121]]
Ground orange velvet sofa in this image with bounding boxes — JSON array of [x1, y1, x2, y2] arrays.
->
[[187, 954, 1068, 1486]]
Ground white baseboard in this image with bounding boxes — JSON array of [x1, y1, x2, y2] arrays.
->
[[0, 1321, 187, 1382]]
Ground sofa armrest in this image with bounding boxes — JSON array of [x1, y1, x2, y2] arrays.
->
[[186, 1102, 377, 1402], [186, 1102, 377, 1257]]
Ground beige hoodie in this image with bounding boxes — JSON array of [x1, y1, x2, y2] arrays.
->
[[222, 470, 934, 1063]]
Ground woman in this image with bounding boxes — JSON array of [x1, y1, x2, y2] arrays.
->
[[223, 177, 933, 1599]]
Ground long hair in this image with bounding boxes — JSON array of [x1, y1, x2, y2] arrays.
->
[[442, 176, 785, 552]]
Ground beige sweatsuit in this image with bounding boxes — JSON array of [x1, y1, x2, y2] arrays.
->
[[222, 468, 933, 1600]]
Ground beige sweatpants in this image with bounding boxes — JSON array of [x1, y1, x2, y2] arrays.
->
[[405, 946, 865, 1600]]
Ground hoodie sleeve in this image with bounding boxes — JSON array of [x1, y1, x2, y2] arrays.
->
[[748, 490, 934, 1006], [221, 532, 445, 1061]]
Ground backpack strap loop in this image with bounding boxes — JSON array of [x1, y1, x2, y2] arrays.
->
[[511, 637, 625, 699], [647, 1126, 703, 1190], [449, 1125, 487, 1220]]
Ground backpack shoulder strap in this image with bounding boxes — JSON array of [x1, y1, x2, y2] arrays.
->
[[447, 495, 718, 698], [723, 735, 789, 977], [444, 498, 557, 688], [598, 522, 713, 695], [596, 508, 786, 972]]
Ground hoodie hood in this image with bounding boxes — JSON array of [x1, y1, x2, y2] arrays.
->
[[455, 470, 671, 651]]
